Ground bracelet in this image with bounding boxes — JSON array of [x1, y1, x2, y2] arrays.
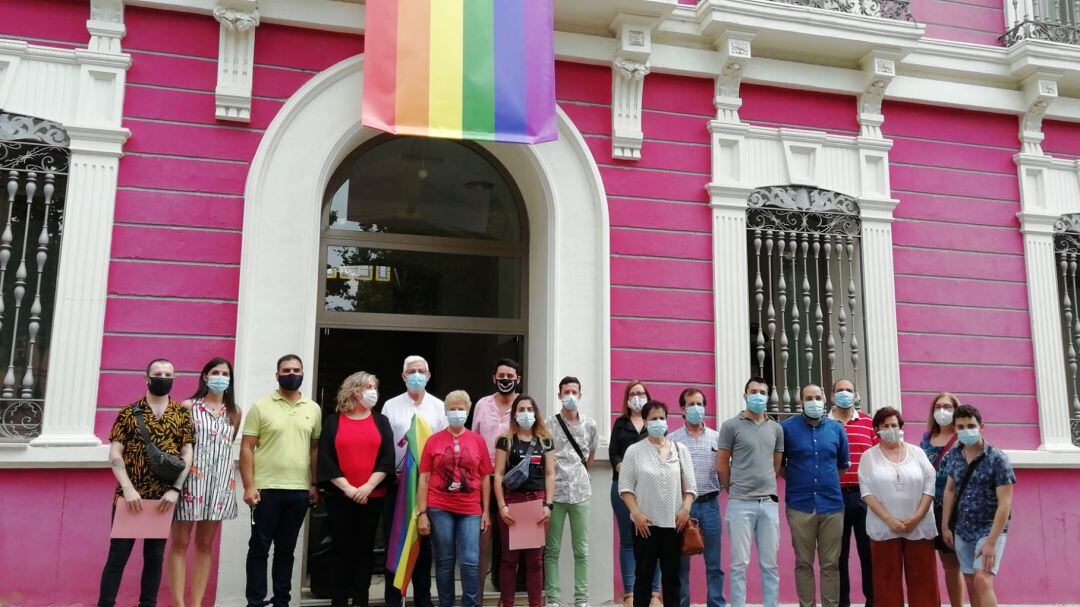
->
[[500, 504, 508, 510], [416, 510, 427, 517], [166, 487, 181, 494], [543, 502, 553, 509]]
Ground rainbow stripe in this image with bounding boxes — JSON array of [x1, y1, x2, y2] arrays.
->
[[385, 414, 432, 594], [363, 0, 557, 144]]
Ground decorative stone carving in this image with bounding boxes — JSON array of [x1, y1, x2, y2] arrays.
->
[[857, 52, 897, 139], [87, 0, 125, 54], [714, 32, 755, 124], [213, 0, 260, 122], [609, 14, 656, 161], [1020, 74, 1059, 155]]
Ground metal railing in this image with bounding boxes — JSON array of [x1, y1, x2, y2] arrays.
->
[[1053, 214, 1080, 448], [769, 0, 916, 22], [1003, 0, 1080, 45]]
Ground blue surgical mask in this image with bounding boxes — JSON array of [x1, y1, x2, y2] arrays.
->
[[405, 371, 428, 392], [516, 411, 535, 429], [685, 405, 705, 425], [447, 410, 468, 428], [803, 400, 825, 419], [206, 376, 230, 394], [561, 395, 578, 411], [958, 428, 981, 446], [746, 393, 768, 414], [834, 390, 855, 409], [647, 419, 667, 437]]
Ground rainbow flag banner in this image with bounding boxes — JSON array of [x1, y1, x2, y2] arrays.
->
[[385, 413, 433, 594], [363, 0, 557, 145]]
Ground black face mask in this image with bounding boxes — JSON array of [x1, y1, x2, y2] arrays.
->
[[278, 373, 304, 391], [495, 378, 518, 394], [147, 376, 173, 397]]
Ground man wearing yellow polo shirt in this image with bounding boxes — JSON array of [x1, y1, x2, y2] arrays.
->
[[240, 354, 322, 607]]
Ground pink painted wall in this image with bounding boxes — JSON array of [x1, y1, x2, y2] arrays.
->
[[909, 0, 1007, 46]]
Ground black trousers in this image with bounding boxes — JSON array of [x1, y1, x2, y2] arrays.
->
[[325, 491, 385, 607], [246, 489, 310, 607], [632, 526, 682, 607], [840, 487, 874, 607], [97, 528, 167, 607], [383, 482, 433, 607]]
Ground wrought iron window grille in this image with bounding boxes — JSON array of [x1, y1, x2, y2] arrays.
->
[[768, 0, 916, 22], [1002, 0, 1080, 45], [746, 186, 870, 419], [1052, 213, 1080, 448], [0, 111, 70, 442]]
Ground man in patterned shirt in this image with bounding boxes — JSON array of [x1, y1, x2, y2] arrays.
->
[[941, 404, 1015, 607], [98, 358, 195, 607], [544, 376, 598, 607]]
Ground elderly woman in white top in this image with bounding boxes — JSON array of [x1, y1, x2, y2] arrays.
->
[[858, 406, 940, 607], [619, 400, 697, 607]]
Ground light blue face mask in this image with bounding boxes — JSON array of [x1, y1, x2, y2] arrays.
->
[[447, 410, 468, 428], [803, 400, 825, 419], [561, 395, 579, 411], [746, 393, 768, 414], [405, 371, 428, 392], [206, 375, 230, 395], [958, 428, 981, 446], [833, 390, 855, 409], [685, 405, 705, 425], [647, 419, 668, 437], [516, 411, 536, 429]]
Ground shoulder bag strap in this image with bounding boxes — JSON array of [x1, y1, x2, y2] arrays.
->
[[934, 433, 958, 468], [133, 402, 155, 447], [950, 450, 987, 526], [555, 414, 587, 466]]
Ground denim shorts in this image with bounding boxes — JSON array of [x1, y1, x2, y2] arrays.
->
[[955, 534, 1007, 575]]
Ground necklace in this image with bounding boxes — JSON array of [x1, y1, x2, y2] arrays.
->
[[882, 444, 907, 490]]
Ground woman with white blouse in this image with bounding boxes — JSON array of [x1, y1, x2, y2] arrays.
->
[[619, 400, 697, 607], [858, 406, 940, 607]]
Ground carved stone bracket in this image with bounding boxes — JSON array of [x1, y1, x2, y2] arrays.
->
[[1020, 73, 1060, 156], [714, 31, 755, 124], [857, 51, 897, 139], [87, 0, 126, 54], [610, 14, 656, 161], [213, 0, 261, 122]]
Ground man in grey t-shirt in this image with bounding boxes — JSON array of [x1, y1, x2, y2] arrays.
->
[[717, 377, 784, 607]]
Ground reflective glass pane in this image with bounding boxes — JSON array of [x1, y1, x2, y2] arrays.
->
[[325, 246, 521, 319], [326, 138, 522, 242]]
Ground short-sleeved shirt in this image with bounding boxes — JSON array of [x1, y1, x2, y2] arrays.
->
[[781, 415, 850, 514], [718, 413, 784, 499], [829, 408, 877, 487], [243, 391, 322, 490], [420, 429, 493, 515], [942, 442, 1016, 543], [547, 413, 599, 504], [609, 416, 648, 481], [472, 394, 512, 463], [382, 391, 448, 469], [109, 399, 195, 499], [919, 431, 958, 505], [496, 434, 554, 494], [669, 424, 722, 496]]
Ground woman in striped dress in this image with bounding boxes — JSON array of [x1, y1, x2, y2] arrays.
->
[[166, 357, 241, 607]]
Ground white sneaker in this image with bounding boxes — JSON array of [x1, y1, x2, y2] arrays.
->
[[575, 602, 590, 607], [545, 602, 560, 607]]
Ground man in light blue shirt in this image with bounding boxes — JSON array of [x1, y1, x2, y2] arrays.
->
[[781, 384, 851, 607], [669, 388, 725, 607]]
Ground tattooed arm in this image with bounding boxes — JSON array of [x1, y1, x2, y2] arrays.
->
[[109, 441, 142, 513]]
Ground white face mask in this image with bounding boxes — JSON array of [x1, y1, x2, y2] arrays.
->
[[628, 395, 647, 412], [934, 408, 954, 426]]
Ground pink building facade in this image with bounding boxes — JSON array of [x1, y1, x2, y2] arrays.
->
[[1, 0, 1080, 605]]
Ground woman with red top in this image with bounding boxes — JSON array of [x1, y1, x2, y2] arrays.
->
[[317, 371, 395, 607], [417, 390, 493, 607]]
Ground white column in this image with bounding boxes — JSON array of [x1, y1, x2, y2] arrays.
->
[[32, 128, 127, 447], [858, 198, 902, 410], [710, 184, 754, 420], [1021, 212, 1080, 451]]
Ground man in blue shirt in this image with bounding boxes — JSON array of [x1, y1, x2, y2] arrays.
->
[[780, 384, 850, 607], [940, 404, 1015, 607]]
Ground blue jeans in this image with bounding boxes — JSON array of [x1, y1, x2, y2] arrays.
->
[[428, 508, 482, 607], [681, 496, 726, 607], [726, 498, 780, 607], [612, 481, 661, 596]]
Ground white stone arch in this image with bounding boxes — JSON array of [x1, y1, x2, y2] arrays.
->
[[219, 54, 614, 605]]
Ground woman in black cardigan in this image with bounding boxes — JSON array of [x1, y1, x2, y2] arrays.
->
[[317, 371, 395, 607]]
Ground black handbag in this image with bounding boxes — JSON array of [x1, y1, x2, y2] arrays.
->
[[134, 402, 187, 483]]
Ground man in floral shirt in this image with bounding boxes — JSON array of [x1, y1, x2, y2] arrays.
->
[[941, 404, 1016, 607]]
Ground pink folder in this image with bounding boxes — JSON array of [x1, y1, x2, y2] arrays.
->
[[110, 500, 175, 539], [506, 500, 546, 550]]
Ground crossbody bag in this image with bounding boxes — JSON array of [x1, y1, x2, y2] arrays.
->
[[133, 402, 187, 483]]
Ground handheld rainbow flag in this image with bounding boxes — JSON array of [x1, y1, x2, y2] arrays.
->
[[363, 0, 557, 144], [385, 413, 433, 594]]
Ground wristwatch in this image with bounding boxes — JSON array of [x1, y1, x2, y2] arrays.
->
[[416, 510, 427, 518], [543, 502, 553, 509]]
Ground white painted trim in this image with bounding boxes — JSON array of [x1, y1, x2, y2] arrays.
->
[[0, 35, 130, 460], [1004, 448, 1080, 468], [212, 0, 260, 122]]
